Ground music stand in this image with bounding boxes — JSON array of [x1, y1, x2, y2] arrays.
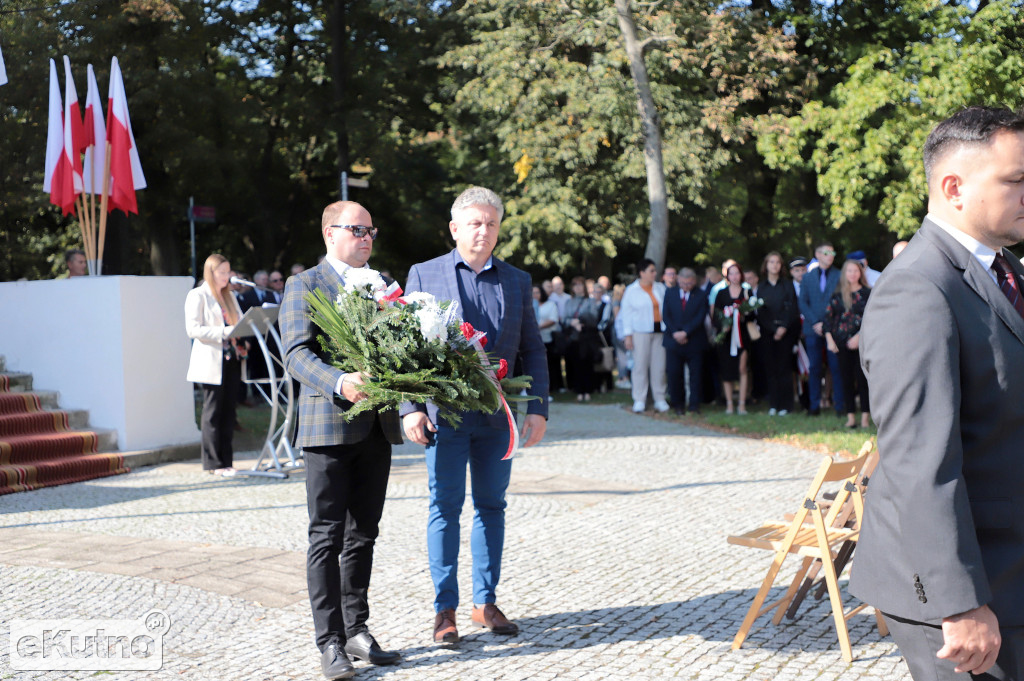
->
[[229, 306, 303, 478]]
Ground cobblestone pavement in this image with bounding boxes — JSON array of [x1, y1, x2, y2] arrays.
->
[[1, 404, 910, 680]]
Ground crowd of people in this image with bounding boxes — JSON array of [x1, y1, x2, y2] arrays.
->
[[537, 241, 910, 427]]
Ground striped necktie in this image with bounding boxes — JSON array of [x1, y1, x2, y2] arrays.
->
[[992, 253, 1024, 321]]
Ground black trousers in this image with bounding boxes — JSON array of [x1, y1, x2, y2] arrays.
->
[[199, 357, 240, 470], [666, 345, 703, 410], [304, 419, 392, 651], [545, 341, 565, 392], [837, 345, 870, 414], [565, 340, 596, 395], [765, 336, 795, 412], [884, 612, 1023, 680]]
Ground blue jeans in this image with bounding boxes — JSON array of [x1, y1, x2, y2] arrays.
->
[[425, 414, 512, 612], [805, 332, 844, 413]]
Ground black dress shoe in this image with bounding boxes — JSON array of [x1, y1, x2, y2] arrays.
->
[[673, 405, 685, 415], [320, 641, 355, 680], [344, 631, 400, 666]]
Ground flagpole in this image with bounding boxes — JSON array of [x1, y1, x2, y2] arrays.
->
[[97, 141, 112, 275], [76, 194, 94, 275]]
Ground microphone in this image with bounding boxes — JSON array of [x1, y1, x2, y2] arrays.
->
[[230, 276, 271, 291]]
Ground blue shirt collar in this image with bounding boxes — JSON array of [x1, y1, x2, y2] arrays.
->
[[453, 249, 494, 273]]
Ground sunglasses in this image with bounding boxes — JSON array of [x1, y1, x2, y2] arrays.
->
[[329, 224, 379, 240], [818, 249, 836, 256], [270, 278, 283, 283]]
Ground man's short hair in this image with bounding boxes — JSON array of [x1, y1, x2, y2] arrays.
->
[[254, 269, 268, 279], [451, 186, 504, 221], [679, 267, 696, 279], [923, 106, 1024, 184], [321, 201, 365, 230], [814, 242, 834, 254], [65, 248, 85, 264]]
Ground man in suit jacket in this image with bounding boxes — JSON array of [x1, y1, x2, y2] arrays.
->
[[797, 243, 843, 415], [401, 186, 550, 645], [661, 267, 708, 415], [281, 201, 403, 680], [850, 106, 1024, 680]]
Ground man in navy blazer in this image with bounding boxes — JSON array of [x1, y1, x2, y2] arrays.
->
[[851, 106, 1024, 681], [401, 186, 549, 645], [661, 267, 707, 414], [281, 201, 403, 679], [797, 242, 843, 415]]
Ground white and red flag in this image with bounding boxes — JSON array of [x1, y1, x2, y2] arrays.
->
[[82, 64, 107, 195], [0, 43, 8, 86], [105, 57, 146, 214], [43, 59, 76, 215], [61, 56, 84, 214]]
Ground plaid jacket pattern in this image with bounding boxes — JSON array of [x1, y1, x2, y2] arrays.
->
[[280, 260, 403, 447], [399, 250, 549, 428]]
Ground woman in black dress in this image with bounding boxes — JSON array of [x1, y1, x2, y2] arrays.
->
[[713, 263, 754, 414], [825, 260, 871, 428]]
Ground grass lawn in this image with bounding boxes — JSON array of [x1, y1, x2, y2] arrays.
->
[[550, 387, 875, 456], [206, 386, 875, 458]]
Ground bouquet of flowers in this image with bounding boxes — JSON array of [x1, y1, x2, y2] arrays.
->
[[305, 268, 534, 427], [713, 295, 765, 346]]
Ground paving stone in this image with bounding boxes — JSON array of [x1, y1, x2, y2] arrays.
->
[[0, 403, 910, 680]]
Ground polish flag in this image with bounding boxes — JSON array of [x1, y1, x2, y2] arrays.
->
[[82, 64, 107, 195], [105, 57, 146, 214], [43, 59, 76, 215], [0, 43, 8, 86], [61, 56, 85, 214]]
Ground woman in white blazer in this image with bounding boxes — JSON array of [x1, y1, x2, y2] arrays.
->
[[618, 258, 669, 413], [185, 253, 245, 475]]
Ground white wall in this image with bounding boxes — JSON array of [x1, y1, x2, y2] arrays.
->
[[0, 276, 200, 451]]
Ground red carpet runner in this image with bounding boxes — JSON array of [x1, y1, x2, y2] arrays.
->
[[0, 383, 128, 495]]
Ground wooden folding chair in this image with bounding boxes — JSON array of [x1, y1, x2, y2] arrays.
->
[[727, 440, 885, 662], [783, 442, 880, 621]]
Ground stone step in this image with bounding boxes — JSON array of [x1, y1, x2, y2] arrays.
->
[[32, 391, 61, 410], [91, 428, 118, 453], [1, 372, 32, 392], [64, 408, 90, 431], [120, 442, 200, 469]]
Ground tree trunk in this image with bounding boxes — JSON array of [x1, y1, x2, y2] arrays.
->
[[614, 0, 669, 272], [328, 0, 351, 200]]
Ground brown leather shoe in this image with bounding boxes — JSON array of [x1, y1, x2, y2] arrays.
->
[[433, 609, 459, 644], [471, 604, 519, 635]]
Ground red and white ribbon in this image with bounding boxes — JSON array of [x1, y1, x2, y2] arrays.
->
[[729, 308, 743, 357], [461, 322, 518, 460]]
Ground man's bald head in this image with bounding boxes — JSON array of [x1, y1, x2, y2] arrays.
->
[[321, 201, 374, 267]]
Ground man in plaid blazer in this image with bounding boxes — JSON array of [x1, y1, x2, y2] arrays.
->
[[282, 200, 403, 680], [401, 186, 550, 645]]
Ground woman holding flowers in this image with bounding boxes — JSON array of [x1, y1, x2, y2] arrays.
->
[[713, 262, 755, 414], [825, 259, 872, 428], [185, 253, 246, 475]]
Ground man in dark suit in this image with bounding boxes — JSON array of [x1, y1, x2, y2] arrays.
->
[[281, 200, 403, 680], [850, 106, 1024, 680], [798, 242, 843, 415], [662, 267, 707, 415], [239, 270, 269, 310], [401, 186, 550, 645]]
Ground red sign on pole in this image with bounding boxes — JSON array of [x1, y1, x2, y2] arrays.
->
[[190, 205, 216, 223]]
